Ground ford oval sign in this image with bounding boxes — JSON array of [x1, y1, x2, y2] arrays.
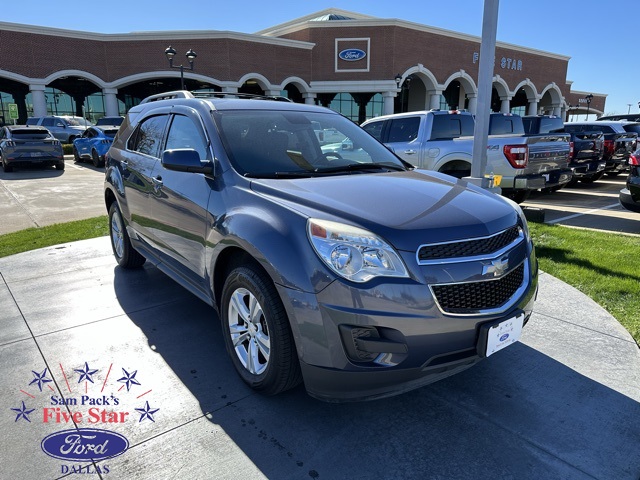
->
[[339, 49, 366, 62], [41, 428, 128, 461], [499, 333, 510, 342]]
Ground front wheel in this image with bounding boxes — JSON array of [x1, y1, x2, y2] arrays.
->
[[220, 265, 301, 395], [108, 203, 145, 268]]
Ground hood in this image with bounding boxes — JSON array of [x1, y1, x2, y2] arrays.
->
[[250, 170, 519, 252]]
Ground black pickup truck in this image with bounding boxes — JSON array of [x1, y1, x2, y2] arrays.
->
[[563, 121, 637, 177], [523, 115, 605, 184]]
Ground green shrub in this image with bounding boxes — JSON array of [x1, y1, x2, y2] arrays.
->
[[63, 144, 74, 155]]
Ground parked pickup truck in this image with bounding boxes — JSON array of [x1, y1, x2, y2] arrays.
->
[[564, 121, 637, 177], [522, 115, 605, 184], [361, 110, 572, 203]]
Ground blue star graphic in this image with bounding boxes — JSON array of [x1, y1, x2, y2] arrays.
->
[[29, 368, 52, 391], [74, 362, 98, 383], [11, 401, 35, 422], [135, 401, 159, 423], [117, 368, 141, 391]]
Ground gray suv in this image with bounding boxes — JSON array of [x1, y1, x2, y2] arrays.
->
[[26, 115, 91, 143], [104, 91, 538, 401]]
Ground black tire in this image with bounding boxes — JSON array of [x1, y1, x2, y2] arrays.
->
[[502, 189, 530, 204], [220, 265, 301, 395], [73, 147, 81, 162], [108, 203, 146, 268], [606, 171, 621, 177], [3, 158, 13, 172], [55, 161, 65, 171], [92, 150, 103, 167], [580, 171, 604, 184]]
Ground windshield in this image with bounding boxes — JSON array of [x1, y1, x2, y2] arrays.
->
[[63, 116, 92, 127], [214, 109, 407, 177]]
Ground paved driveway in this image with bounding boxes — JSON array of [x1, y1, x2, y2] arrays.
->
[[1, 237, 639, 479], [0, 159, 105, 235]]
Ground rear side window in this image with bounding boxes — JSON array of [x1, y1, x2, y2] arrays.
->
[[387, 117, 420, 143], [42, 118, 55, 127], [623, 124, 640, 134], [539, 117, 564, 133], [26, 118, 40, 126], [595, 125, 614, 134], [362, 120, 384, 141], [127, 115, 169, 157], [431, 114, 474, 139]]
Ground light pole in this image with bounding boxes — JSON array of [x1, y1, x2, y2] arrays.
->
[[585, 94, 593, 120], [628, 104, 633, 114], [164, 46, 197, 91]]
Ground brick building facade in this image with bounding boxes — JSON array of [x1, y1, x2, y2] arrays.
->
[[0, 8, 606, 124]]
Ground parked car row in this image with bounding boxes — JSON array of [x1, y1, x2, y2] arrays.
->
[[0, 116, 124, 172]]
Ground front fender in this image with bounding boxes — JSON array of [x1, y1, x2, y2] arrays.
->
[[210, 206, 334, 295]]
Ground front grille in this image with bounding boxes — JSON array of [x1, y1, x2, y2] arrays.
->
[[418, 225, 520, 262], [431, 262, 525, 314]]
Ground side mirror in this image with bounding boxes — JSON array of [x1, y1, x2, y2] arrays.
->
[[161, 149, 212, 174], [341, 140, 354, 151]]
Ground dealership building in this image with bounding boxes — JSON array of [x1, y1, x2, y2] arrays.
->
[[0, 8, 606, 125]]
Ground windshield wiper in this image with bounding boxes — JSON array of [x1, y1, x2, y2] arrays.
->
[[314, 162, 406, 174]]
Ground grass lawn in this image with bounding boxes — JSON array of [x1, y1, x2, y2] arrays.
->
[[0, 217, 638, 345], [0, 216, 108, 259], [529, 222, 640, 345]]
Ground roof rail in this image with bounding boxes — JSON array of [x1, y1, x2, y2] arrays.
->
[[140, 90, 195, 104], [191, 92, 293, 102]]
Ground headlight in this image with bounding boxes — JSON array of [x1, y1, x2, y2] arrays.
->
[[307, 218, 409, 283]]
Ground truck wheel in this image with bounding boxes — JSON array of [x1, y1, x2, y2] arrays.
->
[[606, 172, 621, 177], [580, 171, 604, 184], [220, 265, 302, 396], [502, 189, 530, 204], [3, 159, 13, 172], [108, 203, 146, 268]]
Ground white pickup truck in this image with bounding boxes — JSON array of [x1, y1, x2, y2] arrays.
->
[[361, 110, 572, 203]]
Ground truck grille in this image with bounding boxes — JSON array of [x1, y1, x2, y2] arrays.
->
[[418, 225, 521, 262], [431, 263, 525, 314]]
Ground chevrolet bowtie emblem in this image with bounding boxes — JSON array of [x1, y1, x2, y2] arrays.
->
[[482, 257, 509, 277]]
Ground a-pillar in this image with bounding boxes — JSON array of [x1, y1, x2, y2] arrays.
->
[[302, 93, 317, 105], [103, 88, 119, 117], [527, 100, 539, 116], [30, 84, 47, 117], [467, 94, 478, 114], [427, 90, 442, 110], [500, 96, 511, 113], [382, 91, 396, 115]]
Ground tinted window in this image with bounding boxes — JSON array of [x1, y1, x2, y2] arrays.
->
[[26, 118, 40, 126], [490, 115, 525, 135], [165, 114, 209, 160], [388, 117, 420, 143], [431, 114, 474, 139], [539, 117, 564, 133], [623, 124, 640, 134], [128, 115, 169, 157], [42, 118, 55, 127], [362, 120, 384, 141]]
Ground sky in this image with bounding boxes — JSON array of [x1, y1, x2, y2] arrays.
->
[[2, 0, 637, 116]]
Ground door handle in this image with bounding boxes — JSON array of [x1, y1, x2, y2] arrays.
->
[[120, 160, 128, 171], [152, 176, 163, 192], [404, 149, 417, 155]]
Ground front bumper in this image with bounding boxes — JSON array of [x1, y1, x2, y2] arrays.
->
[[278, 249, 538, 402]]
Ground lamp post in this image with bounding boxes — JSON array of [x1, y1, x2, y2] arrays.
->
[[628, 103, 633, 114], [585, 94, 593, 120], [164, 46, 197, 91]]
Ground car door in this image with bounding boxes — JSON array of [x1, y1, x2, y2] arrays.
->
[[146, 107, 212, 290], [75, 128, 95, 157], [119, 112, 170, 252], [383, 116, 422, 165]]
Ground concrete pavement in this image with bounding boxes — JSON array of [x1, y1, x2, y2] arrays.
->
[[1, 236, 639, 479]]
